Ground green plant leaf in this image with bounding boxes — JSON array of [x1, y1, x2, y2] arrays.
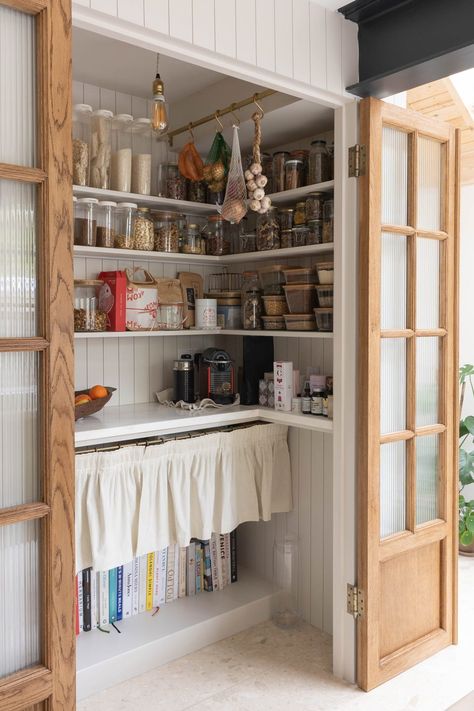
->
[[459, 519, 466, 534], [466, 512, 474, 533], [460, 420, 469, 437], [461, 529, 474, 546], [459, 450, 474, 485], [460, 364, 474, 384], [463, 416, 474, 436], [460, 494, 466, 506]]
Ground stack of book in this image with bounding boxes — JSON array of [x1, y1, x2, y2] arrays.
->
[[76, 531, 237, 634]]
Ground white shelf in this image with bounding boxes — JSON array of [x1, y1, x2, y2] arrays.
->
[[74, 329, 332, 340], [223, 242, 333, 263], [268, 180, 334, 205], [77, 569, 275, 700], [75, 402, 333, 447], [73, 185, 216, 216]]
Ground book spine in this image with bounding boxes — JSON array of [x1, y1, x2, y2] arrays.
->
[[75, 575, 79, 635], [152, 551, 161, 607], [195, 544, 202, 594], [91, 571, 98, 630], [218, 534, 226, 591], [203, 540, 213, 592], [139, 554, 147, 613], [186, 543, 196, 596], [99, 570, 109, 627], [132, 557, 140, 616], [224, 533, 231, 586], [116, 566, 123, 621], [146, 553, 154, 611], [173, 545, 179, 600], [230, 529, 238, 583], [210, 534, 219, 592], [78, 572, 84, 632], [123, 562, 133, 619], [165, 545, 175, 603], [83, 568, 92, 632], [158, 548, 167, 605], [178, 547, 187, 598], [108, 568, 117, 623]]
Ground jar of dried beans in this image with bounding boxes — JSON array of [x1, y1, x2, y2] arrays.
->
[[90, 109, 113, 190], [96, 200, 117, 248], [204, 214, 231, 256], [132, 207, 154, 250], [256, 208, 280, 251], [153, 211, 180, 253], [111, 113, 133, 193], [114, 202, 137, 249], [159, 163, 187, 201], [131, 118, 152, 195], [74, 197, 98, 246], [72, 103, 92, 186]]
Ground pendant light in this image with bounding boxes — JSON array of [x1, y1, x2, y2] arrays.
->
[[152, 53, 169, 135]]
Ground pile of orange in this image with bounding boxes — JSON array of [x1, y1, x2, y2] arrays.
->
[[75, 385, 108, 406]]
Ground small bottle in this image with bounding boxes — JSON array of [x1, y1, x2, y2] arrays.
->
[[301, 383, 311, 414], [322, 390, 329, 417], [310, 387, 324, 416]]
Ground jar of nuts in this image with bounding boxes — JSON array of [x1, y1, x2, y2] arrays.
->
[[132, 207, 154, 250], [153, 211, 180, 253], [241, 271, 262, 330], [256, 208, 280, 251], [114, 202, 137, 249], [74, 280, 107, 332]]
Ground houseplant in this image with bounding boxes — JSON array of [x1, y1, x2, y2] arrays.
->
[[459, 364, 474, 555]]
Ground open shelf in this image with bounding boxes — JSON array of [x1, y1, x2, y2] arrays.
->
[[268, 180, 334, 205], [74, 329, 332, 340]]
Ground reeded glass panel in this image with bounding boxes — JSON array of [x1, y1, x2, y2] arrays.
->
[[381, 232, 407, 330], [417, 136, 442, 231], [382, 126, 408, 226], [416, 434, 439, 524], [416, 238, 439, 329], [0, 6, 36, 166], [0, 519, 40, 678], [416, 337, 439, 427], [380, 440, 407, 538], [0, 352, 38, 507], [380, 338, 406, 434], [0, 180, 37, 337]]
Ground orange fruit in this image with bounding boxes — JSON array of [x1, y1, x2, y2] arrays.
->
[[75, 394, 92, 406], [89, 385, 108, 400]]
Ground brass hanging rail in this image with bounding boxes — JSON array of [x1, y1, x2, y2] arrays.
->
[[167, 89, 277, 145]]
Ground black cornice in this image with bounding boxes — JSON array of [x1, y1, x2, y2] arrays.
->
[[339, 0, 414, 24]]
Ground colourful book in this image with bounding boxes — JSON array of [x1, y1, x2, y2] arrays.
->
[[75, 576, 79, 635], [158, 548, 167, 605], [108, 568, 118, 623], [217, 534, 226, 590], [210, 535, 219, 592], [116, 566, 123, 621], [203, 540, 213, 592], [178, 547, 187, 598], [78, 572, 84, 632], [152, 551, 161, 607], [99, 570, 109, 626], [230, 529, 238, 583], [123, 562, 133, 618], [165, 545, 176, 603], [91, 571, 99, 629], [146, 553, 155, 611], [139, 554, 147, 613], [132, 557, 140, 616], [186, 542, 196, 596], [195, 544, 202, 594]]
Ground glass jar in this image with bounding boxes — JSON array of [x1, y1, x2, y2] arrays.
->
[[114, 202, 137, 249], [272, 151, 289, 193], [132, 207, 154, 250], [294, 201, 306, 226], [74, 279, 107, 332], [182, 223, 204, 255], [307, 219, 323, 245], [90, 109, 113, 189], [239, 232, 256, 253], [256, 208, 280, 251], [308, 139, 330, 185], [272, 536, 301, 628], [131, 118, 152, 195], [323, 198, 334, 243], [292, 226, 309, 247], [187, 179, 206, 203], [205, 214, 231, 256], [241, 271, 262, 330], [281, 230, 293, 249], [74, 197, 98, 246], [111, 113, 133, 192], [96, 200, 117, 248], [285, 159, 304, 191], [290, 149, 309, 184], [305, 192, 325, 221], [159, 162, 187, 201], [278, 208, 294, 231], [153, 211, 180, 252], [72, 103, 92, 186]]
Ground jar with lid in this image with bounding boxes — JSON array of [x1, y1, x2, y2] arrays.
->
[[241, 271, 262, 330], [96, 200, 117, 248], [256, 208, 280, 251], [132, 207, 154, 250], [294, 202, 306, 225], [182, 223, 204, 255], [305, 192, 325, 221], [153, 211, 180, 253], [187, 179, 206, 203], [72, 103, 92, 186], [290, 149, 309, 184], [285, 159, 304, 191], [204, 214, 231, 256], [90, 109, 113, 189], [111, 113, 133, 192], [292, 226, 309, 247], [158, 162, 187, 201], [278, 208, 294, 231], [239, 232, 256, 253], [74, 197, 98, 246], [281, 230, 293, 249], [307, 219, 323, 245], [114, 202, 137, 249], [131, 118, 152, 195], [322, 198, 334, 243], [272, 151, 289, 193], [74, 279, 107, 332], [308, 140, 330, 185]]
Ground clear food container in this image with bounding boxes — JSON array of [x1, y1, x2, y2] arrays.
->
[[284, 314, 317, 331], [154, 211, 180, 253], [182, 223, 205, 255], [284, 267, 317, 285], [90, 109, 113, 189], [241, 271, 262, 330], [239, 232, 256, 253], [272, 151, 289, 193], [111, 113, 133, 193], [205, 214, 231, 255], [284, 158, 304, 191], [262, 295, 288, 316], [74, 279, 107, 332], [258, 265, 286, 295], [256, 208, 280, 251], [96, 200, 117, 248], [132, 207, 154, 250], [217, 298, 241, 329], [157, 303, 184, 330], [283, 284, 317, 314], [308, 140, 330, 184], [114, 202, 137, 249], [74, 197, 98, 246], [72, 103, 92, 186], [187, 179, 206, 203], [159, 162, 187, 201], [305, 192, 325, 221], [315, 285, 334, 307], [292, 227, 309, 248], [314, 307, 333, 332], [307, 220, 323, 245], [294, 202, 306, 225], [131, 118, 152, 195], [208, 270, 242, 293], [323, 198, 334, 243], [262, 315, 285, 331], [315, 261, 334, 285], [278, 208, 294, 231]]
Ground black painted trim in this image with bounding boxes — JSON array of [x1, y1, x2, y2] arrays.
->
[[339, 0, 413, 24]]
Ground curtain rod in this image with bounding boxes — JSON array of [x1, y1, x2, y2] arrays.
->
[[166, 89, 277, 145]]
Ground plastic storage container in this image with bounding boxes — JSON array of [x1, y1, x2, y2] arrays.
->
[[72, 103, 92, 186], [315, 261, 334, 285], [110, 113, 133, 193], [217, 297, 241, 329], [153, 211, 180, 253], [256, 208, 280, 251], [315, 285, 334, 307], [283, 314, 317, 331], [308, 139, 330, 184], [283, 267, 317, 285], [258, 265, 286, 295], [90, 109, 113, 189], [272, 151, 289, 193], [132, 207, 154, 250], [182, 223, 205, 255], [283, 284, 317, 314], [262, 315, 285, 331], [74, 197, 98, 246], [241, 271, 262, 330], [262, 295, 288, 316], [314, 307, 333, 331], [96, 200, 117, 248], [74, 279, 106, 332], [131, 118, 152, 195], [205, 214, 231, 256], [114, 202, 137, 249]]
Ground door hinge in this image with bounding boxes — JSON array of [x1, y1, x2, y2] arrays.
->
[[348, 144, 366, 177], [347, 583, 365, 619]]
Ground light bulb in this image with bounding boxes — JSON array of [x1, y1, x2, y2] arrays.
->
[[152, 73, 168, 135]]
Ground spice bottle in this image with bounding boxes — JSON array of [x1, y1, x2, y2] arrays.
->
[[308, 140, 330, 185], [90, 109, 113, 189], [131, 118, 152, 195], [301, 383, 311, 414], [72, 103, 92, 186], [111, 113, 133, 193], [96, 200, 117, 248]]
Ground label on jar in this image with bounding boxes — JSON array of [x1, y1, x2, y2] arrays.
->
[[301, 396, 311, 414], [311, 394, 323, 416]]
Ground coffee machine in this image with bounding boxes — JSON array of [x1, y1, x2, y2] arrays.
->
[[199, 348, 235, 405]]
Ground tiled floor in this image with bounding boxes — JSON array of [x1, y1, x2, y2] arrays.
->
[[78, 557, 474, 711]]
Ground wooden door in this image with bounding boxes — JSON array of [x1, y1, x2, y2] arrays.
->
[[0, 1, 74, 709], [358, 97, 459, 690]]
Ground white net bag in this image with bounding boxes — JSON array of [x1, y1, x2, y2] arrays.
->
[[221, 125, 248, 223]]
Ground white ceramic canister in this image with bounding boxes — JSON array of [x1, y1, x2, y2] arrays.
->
[[195, 298, 217, 329]]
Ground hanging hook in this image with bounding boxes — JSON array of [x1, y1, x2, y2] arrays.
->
[[214, 110, 224, 131], [188, 123, 195, 140], [253, 94, 265, 117], [230, 102, 240, 126]]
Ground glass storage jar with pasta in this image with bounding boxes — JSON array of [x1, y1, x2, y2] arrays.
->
[[131, 118, 152, 195], [72, 103, 92, 186], [90, 109, 113, 189]]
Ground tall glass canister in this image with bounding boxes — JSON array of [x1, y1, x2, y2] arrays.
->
[[272, 535, 301, 628], [110, 113, 133, 193], [72, 103, 92, 186], [90, 109, 113, 189], [131, 117, 152, 195]]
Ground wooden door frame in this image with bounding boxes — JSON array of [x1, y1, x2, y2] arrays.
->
[[0, 0, 75, 709], [357, 97, 459, 691]]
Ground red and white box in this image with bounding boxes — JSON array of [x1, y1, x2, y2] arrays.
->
[[98, 270, 127, 331], [125, 268, 158, 331], [274, 360, 293, 412]]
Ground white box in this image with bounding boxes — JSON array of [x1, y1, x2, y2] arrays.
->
[[274, 361, 293, 411]]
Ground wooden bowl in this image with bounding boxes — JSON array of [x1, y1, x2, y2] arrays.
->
[[74, 387, 116, 421]]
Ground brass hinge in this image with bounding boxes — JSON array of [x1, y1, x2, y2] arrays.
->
[[348, 144, 366, 177], [347, 583, 365, 619]]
